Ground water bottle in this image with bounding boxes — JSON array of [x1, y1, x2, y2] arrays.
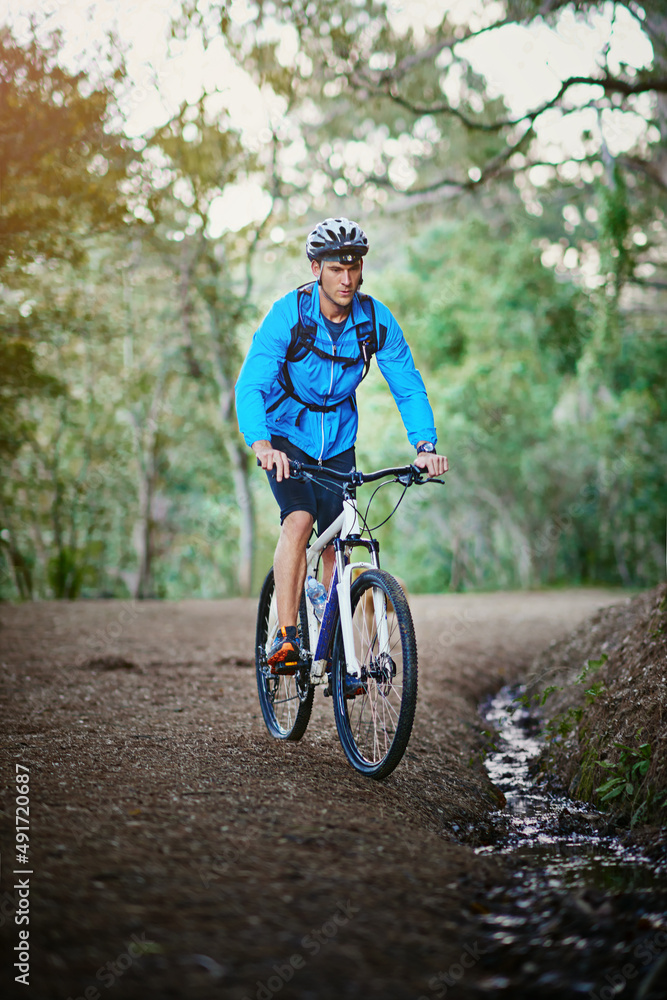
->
[[306, 575, 327, 621]]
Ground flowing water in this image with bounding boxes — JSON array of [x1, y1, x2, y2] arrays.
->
[[476, 686, 665, 892], [462, 686, 667, 999]]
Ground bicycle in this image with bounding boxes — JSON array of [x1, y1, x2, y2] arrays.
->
[[255, 461, 444, 780]]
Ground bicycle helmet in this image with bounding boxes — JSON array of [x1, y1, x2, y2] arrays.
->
[[306, 217, 369, 262]]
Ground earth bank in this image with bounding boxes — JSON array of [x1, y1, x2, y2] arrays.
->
[[526, 582, 667, 844]]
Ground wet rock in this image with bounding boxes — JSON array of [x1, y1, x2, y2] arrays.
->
[[557, 807, 610, 837]]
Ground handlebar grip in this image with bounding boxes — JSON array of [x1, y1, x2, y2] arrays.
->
[[256, 456, 305, 479]]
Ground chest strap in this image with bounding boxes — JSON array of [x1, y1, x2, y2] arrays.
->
[[267, 284, 385, 427]]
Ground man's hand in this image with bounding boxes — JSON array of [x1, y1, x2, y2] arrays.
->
[[252, 440, 291, 481], [414, 450, 448, 478]]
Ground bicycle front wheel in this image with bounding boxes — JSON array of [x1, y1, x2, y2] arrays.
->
[[255, 568, 314, 741], [331, 568, 417, 779]]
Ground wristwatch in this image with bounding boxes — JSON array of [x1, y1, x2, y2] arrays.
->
[[416, 442, 436, 455]]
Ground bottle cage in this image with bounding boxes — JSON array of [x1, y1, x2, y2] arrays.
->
[[266, 282, 387, 428]]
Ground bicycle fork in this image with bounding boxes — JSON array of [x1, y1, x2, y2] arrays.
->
[[311, 538, 388, 684], [337, 540, 385, 678], [304, 495, 389, 685]]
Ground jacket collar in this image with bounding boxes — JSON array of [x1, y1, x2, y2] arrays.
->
[[301, 283, 370, 332]]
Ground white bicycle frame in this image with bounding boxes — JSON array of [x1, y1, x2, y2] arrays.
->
[[304, 494, 390, 685]]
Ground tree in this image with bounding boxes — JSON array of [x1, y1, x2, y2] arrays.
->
[[175, 2, 666, 196], [0, 251, 136, 599], [357, 214, 592, 590], [0, 27, 134, 596], [3, 6, 663, 600], [141, 100, 278, 595], [0, 26, 130, 270]]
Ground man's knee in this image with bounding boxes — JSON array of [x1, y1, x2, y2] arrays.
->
[[281, 510, 314, 541]]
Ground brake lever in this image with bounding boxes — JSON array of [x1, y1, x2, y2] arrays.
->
[[397, 469, 418, 486], [288, 460, 309, 482], [403, 466, 446, 486], [255, 457, 309, 481]]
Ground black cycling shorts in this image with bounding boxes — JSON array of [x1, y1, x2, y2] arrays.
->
[[266, 435, 356, 537]]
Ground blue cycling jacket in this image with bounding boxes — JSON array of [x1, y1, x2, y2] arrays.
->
[[235, 284, 437, 462]]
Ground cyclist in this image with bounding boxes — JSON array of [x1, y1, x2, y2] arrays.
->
[[235, 217, 447, 673]]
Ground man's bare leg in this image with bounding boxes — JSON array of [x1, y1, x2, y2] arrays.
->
[[274, 510, 314, 627], [321, 544, 335, 591], [274, 513, 340, 628]]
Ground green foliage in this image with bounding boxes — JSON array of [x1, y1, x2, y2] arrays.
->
[[595, 738, 654, 827], [546, 705, 584, 740], [359, 214, 598, 591], [2, 3, 667, 598], [598, 165, 632, 299], [540, 685, 562, 706], [357, 192, 667, 591], [47, 545, 91, 600], [0, 26, 135, 597], [537, 651, 608, 743], [0, 334, 63, 459], [584, 682, 605, 703], [575, 653, 608, 685], [0, 26, 130, 270]]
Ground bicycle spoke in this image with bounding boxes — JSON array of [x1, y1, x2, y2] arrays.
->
[[254, 464, 441, 771], [255, 569, 314, 741], [349, 594, 404, 757], [332, 569, 417, 779]]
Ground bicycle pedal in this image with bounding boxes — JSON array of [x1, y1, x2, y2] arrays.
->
[[344, 675, 365, 699], [345, 686, 365, 699], [271, 659, 298, 676]]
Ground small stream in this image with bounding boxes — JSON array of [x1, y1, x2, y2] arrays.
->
[[477, 685, 664, 892], [460, 686, 667, 999]]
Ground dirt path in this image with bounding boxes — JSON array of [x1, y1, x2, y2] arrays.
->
[[0, 589, 623, 1000]]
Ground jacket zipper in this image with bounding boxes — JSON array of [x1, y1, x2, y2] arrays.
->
[[319, 337, 336, 464]]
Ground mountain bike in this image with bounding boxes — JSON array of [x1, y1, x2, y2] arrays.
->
[[255, 461, 444, 780]]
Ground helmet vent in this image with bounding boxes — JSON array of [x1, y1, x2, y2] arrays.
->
[[306, 217, 369, 261]]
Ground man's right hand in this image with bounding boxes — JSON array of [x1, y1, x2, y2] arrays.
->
[[252, 440, 291, 481]]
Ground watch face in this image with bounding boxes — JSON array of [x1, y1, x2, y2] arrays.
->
[[419, 443, 435, 453]]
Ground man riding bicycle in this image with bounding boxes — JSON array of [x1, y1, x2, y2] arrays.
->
[[235, 217, 448, 673]]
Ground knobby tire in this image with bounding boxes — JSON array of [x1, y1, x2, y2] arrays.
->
[[331, 568, 417, 779], [255, 568, 314, 741]]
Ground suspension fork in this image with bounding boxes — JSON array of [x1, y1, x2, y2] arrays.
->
[[333, 535, 389, 676]]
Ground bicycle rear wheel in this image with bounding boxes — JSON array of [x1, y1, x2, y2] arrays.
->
[[255, 568, 314, 741], [331, 568, 417, 779]]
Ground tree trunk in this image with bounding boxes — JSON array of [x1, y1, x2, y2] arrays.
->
[[131, 382, 163, 600], [0, 536, 32, 599], [134, 458, 155, 599], [177, 244, 256, 597], [213, 365, 254, 597], [226, 436, 254, 597]]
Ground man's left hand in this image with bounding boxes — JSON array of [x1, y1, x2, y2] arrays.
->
[[414, 451, 448, 477]]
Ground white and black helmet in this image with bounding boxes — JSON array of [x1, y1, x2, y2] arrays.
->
[[306, 217, 369, 262]]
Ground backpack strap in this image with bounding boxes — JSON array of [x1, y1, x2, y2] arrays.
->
[[355, 292, 387, 379], [288, 283, 370, 368], [266, 284, 384, 426]]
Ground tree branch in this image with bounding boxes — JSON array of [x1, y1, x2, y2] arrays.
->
[[619, 154, 667, 192], [377, 15, 517, 82], [365, 72, 667, 133]]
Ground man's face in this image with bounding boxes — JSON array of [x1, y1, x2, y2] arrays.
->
[[312, 258, 363, 308]]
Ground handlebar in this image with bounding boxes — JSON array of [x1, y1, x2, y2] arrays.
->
[[287, 460, 442, 488], [256, 456, 445, 489]]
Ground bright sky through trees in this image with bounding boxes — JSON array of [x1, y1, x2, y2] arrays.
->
[[2, 0, 655, 232]]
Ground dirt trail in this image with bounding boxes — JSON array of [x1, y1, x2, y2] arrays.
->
[[0, 589, 623, 1000]]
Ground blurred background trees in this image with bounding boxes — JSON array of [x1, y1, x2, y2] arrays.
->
[[1, 1, 665, 599]]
